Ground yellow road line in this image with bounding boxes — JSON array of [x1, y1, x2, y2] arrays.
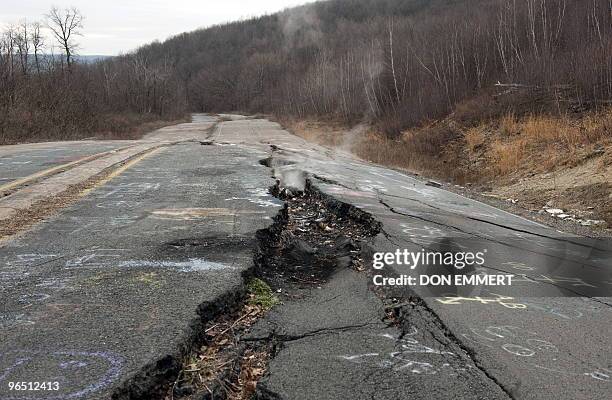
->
[[0, 145, 135, 194], [79, 147, 165, 197], [0, 146, 166, 245], [0, 155, 96, 194]]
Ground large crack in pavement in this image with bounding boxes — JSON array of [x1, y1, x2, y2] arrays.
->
[[156, 179, 381, 400], [146, 144, 515, 400], [248, 179, 511, 400], [113, 288, 247, 400]]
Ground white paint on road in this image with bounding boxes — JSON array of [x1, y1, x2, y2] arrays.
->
[[119, 259, 234, 272]]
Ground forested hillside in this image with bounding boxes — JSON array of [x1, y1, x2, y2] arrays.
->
[[134, 0, 611, 133], [2, 0, 610, 143]]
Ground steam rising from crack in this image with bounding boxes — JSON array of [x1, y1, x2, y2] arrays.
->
[[338, 123, 368, 154]]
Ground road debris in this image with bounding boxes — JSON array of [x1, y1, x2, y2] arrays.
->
[[540, 206, 608, 228], [545, 208, 564, 215], [165, 279, 274, 400]]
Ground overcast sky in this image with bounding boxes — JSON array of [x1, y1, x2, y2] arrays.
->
[[1, 1, 310, 55]]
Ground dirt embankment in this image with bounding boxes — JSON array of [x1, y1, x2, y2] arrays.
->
[[280, 108, 612, 233]]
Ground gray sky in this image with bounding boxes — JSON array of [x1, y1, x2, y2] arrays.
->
[[1, 1, 310, 55]]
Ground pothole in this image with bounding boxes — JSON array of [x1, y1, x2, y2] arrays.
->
[[167, 237, 250, 249], [258, 158, 296, 168]]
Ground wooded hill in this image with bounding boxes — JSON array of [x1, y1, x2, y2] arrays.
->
[[133, 0, 611, 133], [1, 0, 610, 143]]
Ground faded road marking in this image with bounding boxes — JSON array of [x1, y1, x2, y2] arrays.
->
[[0, 146, 134, 195], [151, 208, 266, 220], [79, 147, 165, 197]]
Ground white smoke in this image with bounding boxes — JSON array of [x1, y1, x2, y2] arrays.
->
[[337, 123, 368, 154], [277, 168, 307, 191], [280, 5, 322, 49]]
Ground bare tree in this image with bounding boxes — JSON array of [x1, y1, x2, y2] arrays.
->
[[46, 6, 83, 68], [15, 21, 30, 75], [30, 22, 45, 74], [1, 26, 17, 79], [388, 18, 400, 104]]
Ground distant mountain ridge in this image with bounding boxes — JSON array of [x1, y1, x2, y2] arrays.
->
[[75, 55, 113, 63], [33, 54, 113, 63]]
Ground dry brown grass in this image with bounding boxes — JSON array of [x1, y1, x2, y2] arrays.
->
[[465, 126, 486, 151], [169, 302, 267, 400], [485, 109, 611, 177], [353, 123, 466, 181], [281, 108, 611, 185], [490, 140, 527, 175], [0, 113, 189, 145], [499, 113, 520, 137], [281, 118, 349, 148], [94, 114, 190, 141]]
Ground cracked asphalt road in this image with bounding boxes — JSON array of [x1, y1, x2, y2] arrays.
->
[[0, 116, 281, 399], [0, 115, 610, 400]]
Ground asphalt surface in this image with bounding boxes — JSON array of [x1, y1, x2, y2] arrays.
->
[[0, 116, 281, 399], [0, 115, 610, 400]]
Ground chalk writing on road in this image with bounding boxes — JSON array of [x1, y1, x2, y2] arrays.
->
[[436, 294, 527, 309], [0, 350, 123, 399], [520, 298, 603, 320], [462, 325, 610, 382], [339, 329, 464, 376]]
